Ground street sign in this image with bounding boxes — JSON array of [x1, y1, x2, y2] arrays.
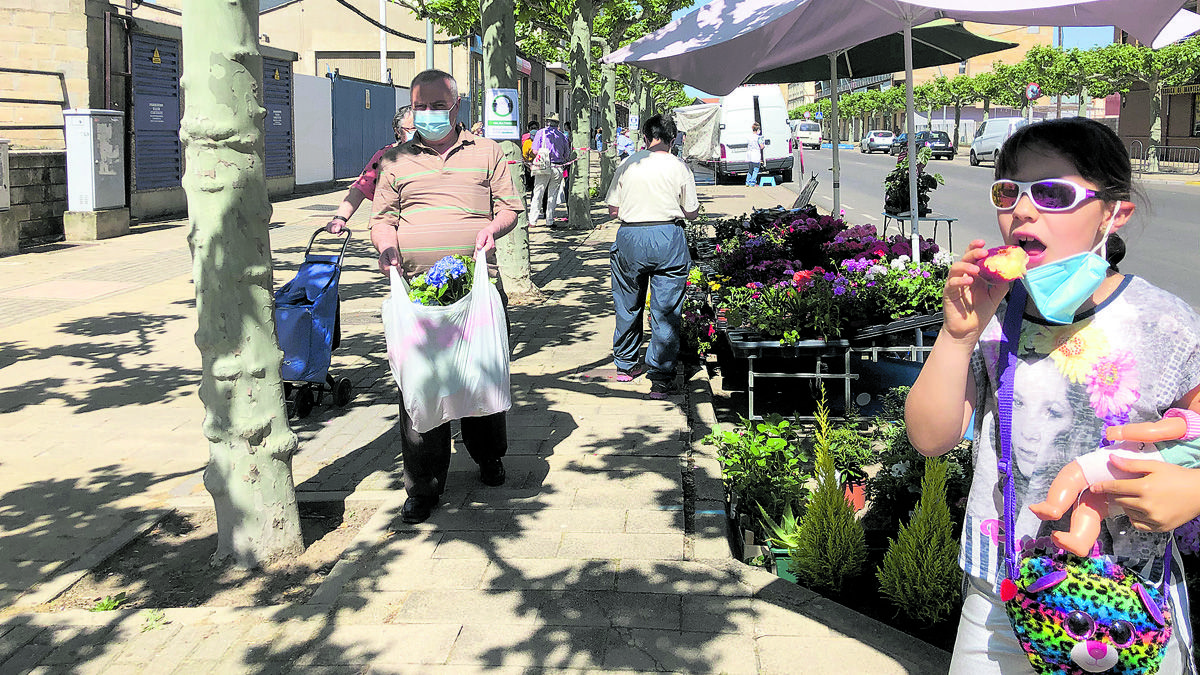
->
[[815, 111, 823, 119], [485, 88, 520, 140], [1025, 82, 1042, 102]]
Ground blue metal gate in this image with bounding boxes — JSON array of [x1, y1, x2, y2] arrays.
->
[[330, 73, 396, 179], [263, 57, 294, 178], [130, 34, 182, 191]]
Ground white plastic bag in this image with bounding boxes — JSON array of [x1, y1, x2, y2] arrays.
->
[[382, 249, 511, 433]]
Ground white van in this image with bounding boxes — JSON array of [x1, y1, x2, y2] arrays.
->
[[793, 120, 823, 149], [970, 116, 1028, 166], [704, 85, 795, 183]]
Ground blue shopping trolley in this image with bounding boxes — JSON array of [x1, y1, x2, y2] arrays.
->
[[274, 227, 353, 418]]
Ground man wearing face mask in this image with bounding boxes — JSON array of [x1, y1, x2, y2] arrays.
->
[[369, 70, 524, 524]]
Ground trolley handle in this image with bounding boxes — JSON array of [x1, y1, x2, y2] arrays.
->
[[305, 226, 352, 265]]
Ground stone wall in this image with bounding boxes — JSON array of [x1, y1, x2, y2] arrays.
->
[[7, 151, 67, 246]]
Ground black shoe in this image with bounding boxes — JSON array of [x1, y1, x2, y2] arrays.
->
[[648, 379, 680, 400], [479, 459, 506, 487], [401, 496, 438, 524]]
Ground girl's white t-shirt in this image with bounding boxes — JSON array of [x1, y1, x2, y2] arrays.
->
[[960, 276, 1200, 588]]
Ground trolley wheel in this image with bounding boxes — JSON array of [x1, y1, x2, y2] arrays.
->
[[334, 378, 353, 407], [294, 386, 315, 419]]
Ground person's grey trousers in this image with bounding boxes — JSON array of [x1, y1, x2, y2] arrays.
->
[[610, 222, 690, 381]]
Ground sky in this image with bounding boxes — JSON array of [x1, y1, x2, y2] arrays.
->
[[669, 14, 1117, 100]]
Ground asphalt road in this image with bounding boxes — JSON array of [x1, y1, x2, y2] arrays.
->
[[783, 145, 1200, 311]]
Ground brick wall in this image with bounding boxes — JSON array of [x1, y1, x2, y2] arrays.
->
[[7, 151, 67, 246], [0, 0, 90, 151]]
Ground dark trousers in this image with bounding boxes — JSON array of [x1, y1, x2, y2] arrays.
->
[[397, 403, 508, 500], [610, 223, 689, 381]]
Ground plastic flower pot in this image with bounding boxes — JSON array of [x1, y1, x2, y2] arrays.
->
[[844, 482, 867, 513], [770, 547, 798, 583]]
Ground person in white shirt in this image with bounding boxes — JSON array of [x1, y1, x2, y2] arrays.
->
[[745, 122, 765, 186], [605, 114, 701, 399]]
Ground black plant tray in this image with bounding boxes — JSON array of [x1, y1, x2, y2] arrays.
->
[[847, 312, 943, 343]]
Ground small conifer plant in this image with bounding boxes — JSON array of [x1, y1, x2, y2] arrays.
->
[[876, 455, 961, 624], [789, 391, 866, 594]]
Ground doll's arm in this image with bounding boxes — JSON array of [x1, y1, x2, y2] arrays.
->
[[1106, 408, 1200, 443]]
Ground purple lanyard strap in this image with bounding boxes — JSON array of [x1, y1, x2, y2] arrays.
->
[[995, 284, 1172, 583]]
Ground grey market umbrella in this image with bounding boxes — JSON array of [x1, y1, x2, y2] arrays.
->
[[745, 21, 1018, 218], [746, 21, 1017, 84], [605, 0, 1200, 255]]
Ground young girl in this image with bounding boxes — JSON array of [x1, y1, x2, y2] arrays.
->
[[906, 117, 1200, 673]]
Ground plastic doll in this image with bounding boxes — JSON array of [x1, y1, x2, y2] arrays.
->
[[1029, 407, 1200, 556]]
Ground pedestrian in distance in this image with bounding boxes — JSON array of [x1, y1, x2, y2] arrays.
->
[[905, 117, 1200, 672], [615, 127, 634, 160], [745, 122, 765, 187], [528, 112, 570, 228], [324, 106, 413, 234], [369, 69, 524, 524], [594, 126, 604, 152], [605, 114, 700, 399], [521, 119, 539, 193]]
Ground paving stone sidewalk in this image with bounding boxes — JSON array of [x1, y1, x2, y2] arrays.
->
[[0, 182, 950, 673]]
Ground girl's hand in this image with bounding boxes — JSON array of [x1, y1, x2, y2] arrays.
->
[[1090, 454, 1200, 531], [941, 240, 1010, 343]]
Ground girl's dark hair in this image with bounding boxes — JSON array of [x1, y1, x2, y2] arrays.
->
[[994, 117, 1132, 202], [995, 117, 1141, 270], [642, 114, 676, 144]]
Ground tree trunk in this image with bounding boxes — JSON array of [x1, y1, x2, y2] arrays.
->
[[1076, 84, 1089, 118], [180, 0, 302, 569], [630, 68, 642, 138], [1148, 77, 1162, 173], [481, 0, 541, 298], [599, 56, 617, 195], [982, 97, 991, 121], [952, 103, 962, 148], [567, 0, 593, 231]]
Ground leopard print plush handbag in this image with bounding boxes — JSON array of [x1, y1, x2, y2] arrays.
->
[[995, 285, 1173, 675]]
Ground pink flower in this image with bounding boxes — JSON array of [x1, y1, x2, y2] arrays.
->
[[1086, 350, 1139, 419]]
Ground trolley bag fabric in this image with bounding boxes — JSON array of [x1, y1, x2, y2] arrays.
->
[[382, 249, 511, 433], [275, 254, 340, 383]]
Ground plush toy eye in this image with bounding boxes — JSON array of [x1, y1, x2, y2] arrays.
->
[[1065, 611, 1095, 640], [1109, 620, 1136, 647]]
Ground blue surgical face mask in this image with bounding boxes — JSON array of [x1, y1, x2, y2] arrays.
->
[[414, 108, 453, 143], [1020, 207, 1120, 324]]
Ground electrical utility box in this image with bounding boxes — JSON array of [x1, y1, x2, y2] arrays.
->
[[64, 109, 126, 212]]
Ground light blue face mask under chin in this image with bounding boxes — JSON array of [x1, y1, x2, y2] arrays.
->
[[1020, 212, 1119, 325]]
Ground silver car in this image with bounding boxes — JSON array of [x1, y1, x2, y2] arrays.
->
[[860, 130, 894, 153]]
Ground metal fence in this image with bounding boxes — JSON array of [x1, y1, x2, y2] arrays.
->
[[0, 66, 69, 134], [1129, 141, 1200, 175]]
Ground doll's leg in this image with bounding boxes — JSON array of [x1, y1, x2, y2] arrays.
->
[[1052, 490, 1109, 557], [1029, 460, 1089, 521]]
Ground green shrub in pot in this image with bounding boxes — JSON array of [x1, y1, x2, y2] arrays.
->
[[788, 392, 866, 595], [704, 414, 812, 528], [876, 455, 961, 624]]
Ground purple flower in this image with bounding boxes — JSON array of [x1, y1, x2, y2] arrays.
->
[[833, 286, 846, 296]]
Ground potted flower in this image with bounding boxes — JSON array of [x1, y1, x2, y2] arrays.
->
[[883, 146, 943, 217], [825, 424, 876, 512]]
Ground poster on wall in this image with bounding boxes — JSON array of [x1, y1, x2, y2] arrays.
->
[[485, 88, 520, 140]]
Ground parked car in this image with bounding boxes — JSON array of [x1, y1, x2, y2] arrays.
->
[[970, 116, 1028, 166], [924, 130, 955, 159], [860, 130, 894, 153], [793, 121, 823, 149], [888, 130, 955, 159]]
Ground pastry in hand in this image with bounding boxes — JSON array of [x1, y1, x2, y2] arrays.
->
[[978, 245, 1029, 284]]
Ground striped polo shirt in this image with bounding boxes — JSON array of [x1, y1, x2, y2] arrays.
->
[[369, 130, 524, 279]]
